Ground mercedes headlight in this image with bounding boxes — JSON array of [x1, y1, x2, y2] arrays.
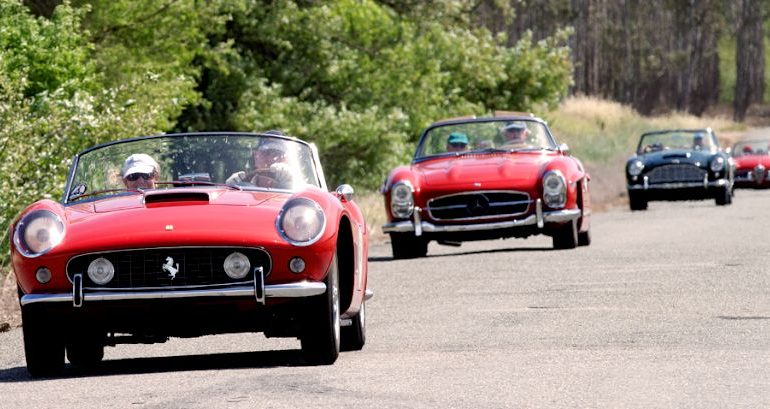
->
[[710, 156, 725, 172], [543, 171, 567, 209], [628, 160, 644, 176], [14, 210, 65, 257], [390, 181, 414, 219], [277, 198, 326, 246]]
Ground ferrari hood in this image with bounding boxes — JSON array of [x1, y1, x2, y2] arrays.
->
[[414, 153, 551, 190], [61, 189, 289, 251]]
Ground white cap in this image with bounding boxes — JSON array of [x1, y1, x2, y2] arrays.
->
[[122, 153, 160, 177]]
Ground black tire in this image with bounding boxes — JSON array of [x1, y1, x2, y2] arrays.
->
[[66, 332, 105, 369], [300, 252, 341, 365], [715, 185, 731, 206], [628, 191, 648, 211], [340, 300, 366, 352], [21, 306, 65, 378], [390, 233, 428, 259], [552, 219, 578, 250], [578, 228, 591, 246]]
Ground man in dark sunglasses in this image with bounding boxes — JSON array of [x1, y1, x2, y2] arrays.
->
[[121, 153, 160, 189]]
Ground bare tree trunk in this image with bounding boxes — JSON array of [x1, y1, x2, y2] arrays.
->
[[734, 0, 764, 121]]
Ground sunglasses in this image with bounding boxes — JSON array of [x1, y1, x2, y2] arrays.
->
[[125, 172, 155, 181]]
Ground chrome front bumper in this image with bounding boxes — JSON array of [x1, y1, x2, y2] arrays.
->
[[382, 198, 581, 235], [627, 176, 728, 191]]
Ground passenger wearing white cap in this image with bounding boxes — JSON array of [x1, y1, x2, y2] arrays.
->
[[226, 137, 296, 189], [121, 153, 160, 189], [501, 121, 530, 147]]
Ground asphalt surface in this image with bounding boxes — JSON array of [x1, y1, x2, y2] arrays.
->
[[2, 189, 770, 408]]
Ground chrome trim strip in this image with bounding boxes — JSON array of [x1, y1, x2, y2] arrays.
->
[[20, 281, 327, 306], [536, 199, 544, 229], [628, 179, 727, 190], [73, 274, 83, 308], [254, 266, 265, 305], [414, 206, 423, 237], [382, 208, 580, 234]]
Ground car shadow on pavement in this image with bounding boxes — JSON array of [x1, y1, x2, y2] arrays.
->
[[0, 349, 309, 382], [368, 246, 553, 262]]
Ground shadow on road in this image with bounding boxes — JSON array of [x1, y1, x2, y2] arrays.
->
[[368, 246, 554, 262], [0, 349, 308, 382]]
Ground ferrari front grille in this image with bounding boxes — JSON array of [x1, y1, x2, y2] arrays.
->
[[646, 164, 706, 184], [426, 191, 530, 221], [66, 247, 272, 290]]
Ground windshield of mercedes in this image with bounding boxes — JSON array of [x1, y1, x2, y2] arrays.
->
[[66, 134, 320, 203], [415, 119, 556, 160]]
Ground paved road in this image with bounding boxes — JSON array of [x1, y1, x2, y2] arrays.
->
[[2, 189, 770, 408]]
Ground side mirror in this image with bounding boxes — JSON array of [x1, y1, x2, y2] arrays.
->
[[335, 184, 354, 202], [558, 143, 570, 156]]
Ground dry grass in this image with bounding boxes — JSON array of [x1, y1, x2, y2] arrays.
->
[[0, 271, 20, 331], [356, 190, 388, 244]]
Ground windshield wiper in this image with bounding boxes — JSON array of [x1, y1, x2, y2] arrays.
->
[[157, 180, 243, 191]]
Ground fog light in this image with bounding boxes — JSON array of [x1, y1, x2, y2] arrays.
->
[[35, 267, 51, 284], [289, 257, 306, 273], [87, 257, 115, 285], [224, 252, 250, 279]]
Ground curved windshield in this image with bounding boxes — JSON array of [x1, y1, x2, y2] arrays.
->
[[732, 140, 770, 157], [637, 130, 715, 154], [66, 134, 321, 203], [415, 119, 555, 160]]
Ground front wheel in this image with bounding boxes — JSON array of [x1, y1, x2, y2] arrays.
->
[[21, 305, 65, 378], [715, 185, 732, 206], [628, 191, 648, 211], [66, 331, 105, 369], [578, 228, 591, 246], [552, 219, 578, 250], [390, 233, 428, 259], [300, 252, 341, 365], [340, 300, 366, 352]]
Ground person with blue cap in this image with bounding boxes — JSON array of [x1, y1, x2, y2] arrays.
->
[[446, 132, 469, 153], [501, 121, 529, 147]]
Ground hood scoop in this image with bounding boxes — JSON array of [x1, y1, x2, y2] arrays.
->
[[663, 152, 691, 159], [144, 190, 211, 206]]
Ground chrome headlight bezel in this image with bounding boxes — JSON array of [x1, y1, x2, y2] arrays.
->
[[542, 170, 567, 209], [389, 181, 415, 219], [276, 198, 326, 247], [710, 156, 725, 172], [13, 209, 65, 258], [628, 160, 644, 176]]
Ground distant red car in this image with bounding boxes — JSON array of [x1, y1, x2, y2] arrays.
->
[[10, 132, 370, 377], [732, 139, 770, 188], [381, 114, 591, 259]]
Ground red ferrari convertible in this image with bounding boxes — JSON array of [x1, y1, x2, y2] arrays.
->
[[10, 132, 370, 376], [382, 113, 592, 259]]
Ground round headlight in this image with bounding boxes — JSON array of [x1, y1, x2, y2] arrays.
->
[[224, 252, 251, 279], [14, 210, 65, 257], [628, 160, 644, 176], [277, 198, 326, 246], [710, 156, 725, 172], [390, 181, 414, 219], [543, 171, 567, 209], [87, 257, 115, 285]]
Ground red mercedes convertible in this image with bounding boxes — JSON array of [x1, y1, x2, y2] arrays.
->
[[382, 114, 591, 259], [732, 139, 770, 188], [10, 131, 370, 376]]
